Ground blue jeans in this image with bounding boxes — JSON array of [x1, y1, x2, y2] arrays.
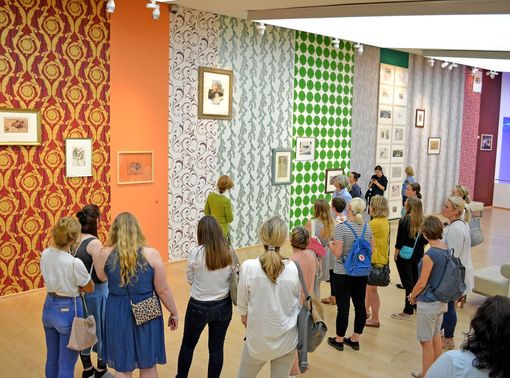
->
[[42, 295, 83, 378], [441, 301, 457, 338], [176, 296, 232, 378], [81, 282, 108, 358]]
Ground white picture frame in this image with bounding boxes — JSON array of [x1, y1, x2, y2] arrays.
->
[[389, 182, 402, 201], [295, 137, 315, 161], [392, 126, 405, 144], [393, 106, 407, 125], [377, 125, 392, 144], [378, 104, 393, 124], [389, 200, 402, 219], [390, 164, 404, 181], [379, 84, 394, 105], [395, 67, 409, 87], [393, 86, 408, 106], [391, 145, 405, 163], [65, 138, 93, 177], [380, 64, 395, 85], [376, 144, 391, 164]]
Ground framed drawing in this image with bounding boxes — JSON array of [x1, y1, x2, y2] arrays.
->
[[325, 168, 345, 193], [272, 148, 292, 185], [415, 109, 425, 128], [428, 137, 441, 155], [376, 145, 391, 164], [392, 126, 405, 144], [378, 105, 393, 124], [391, 145, 405, 163], [198, 67, 233, 120], [389, 200, 402, 219], [393, 87, 408, 106], [379, 84, 394, 105], [389, 182, 402, 200], [394, 67, 409, 87], [380, 64, 395, 85], [393, 106, 407, 125], [0, 108, 41, 145], [378, 164, 390, 179], [480, 134, 493, 151], [390, 164, 404, 181], [295, 137, 315, 161], [118, 151, 154, 184], [65, 138, 92, 177], [377, 125, 392, 144]]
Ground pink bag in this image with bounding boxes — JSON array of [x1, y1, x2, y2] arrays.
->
[[307, 236, 327, 257]]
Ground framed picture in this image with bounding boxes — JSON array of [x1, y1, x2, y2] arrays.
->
[[272, 148, 292, 185], [295, 137, 315, 161], [393, 86, 408, 106], [0, 108, 41, 145], [393, 106, 407, 125], [377, 125, 392, 144], [325, 168, 345, 193], [379, 84, 394, 105], [117, 151, 154, 184], [378, 164, 390, 179], [391, 145, 405, 163], [395, 67, 409, 87], [376, 144, 391, 164], [389, 200, 402, 219], [415, 109, 425, 128], [389, 182, 402, 200], [392, 126, 405, 144], [380, 64, 395, 85], [480, 134, 493, 151], [198, 66, 233, 120], [378, 105, 393, 124], [428, 137, 441, 155], [65, 138, 92, 177], [390, 164, 404, 181]]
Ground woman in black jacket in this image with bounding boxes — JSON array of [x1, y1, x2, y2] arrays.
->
[[365, 166, 388, 206]]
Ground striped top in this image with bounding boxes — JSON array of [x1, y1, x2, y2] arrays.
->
[[333, 220, 373, 275]]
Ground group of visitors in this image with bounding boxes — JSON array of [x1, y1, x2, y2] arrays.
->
[[39, 171, 507, 378]]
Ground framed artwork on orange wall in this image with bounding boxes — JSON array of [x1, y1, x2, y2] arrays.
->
[[117, 151, 154, 184]]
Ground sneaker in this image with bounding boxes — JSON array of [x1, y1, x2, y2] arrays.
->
[[391, 312, 413, 321], [327, 337, 344, 351], [343, 337, 360, 351], [83, 369, 96, 378]]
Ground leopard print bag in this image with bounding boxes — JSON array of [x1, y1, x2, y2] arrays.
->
[[128, 290, 162, 326]]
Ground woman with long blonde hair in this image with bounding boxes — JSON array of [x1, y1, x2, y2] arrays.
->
[[95, 212, 179, 378], [392, 197, 428, 321], [237, 216, 301, 377]]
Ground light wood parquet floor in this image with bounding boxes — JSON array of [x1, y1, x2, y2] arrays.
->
[[1, 207, 508, 377]]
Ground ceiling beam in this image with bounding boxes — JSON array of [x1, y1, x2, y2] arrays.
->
[[422, 50, 510, 60], [248, 0, 510, 20]]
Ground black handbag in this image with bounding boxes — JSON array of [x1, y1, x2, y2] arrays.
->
[[368, 263, 390, 287]]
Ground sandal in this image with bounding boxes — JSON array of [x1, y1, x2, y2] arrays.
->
[[321, 296, 336, 305], [391, 312, 412, 321]]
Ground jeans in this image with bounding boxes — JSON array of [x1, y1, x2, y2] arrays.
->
[[332, 272, 368, 336], [176, 296, 232, 378], [441, 301, 457, 338], [42, 295, 83, 378], [395, 256, 419, 314]]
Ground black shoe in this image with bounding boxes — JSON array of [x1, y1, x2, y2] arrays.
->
[[396, 284, 405, 289], [327, 337, 344, 351], [82, 369, 96, 378], [344, 337, 360, 351]]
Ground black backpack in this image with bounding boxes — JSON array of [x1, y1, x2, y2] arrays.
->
[[432, 248, 466, 303]]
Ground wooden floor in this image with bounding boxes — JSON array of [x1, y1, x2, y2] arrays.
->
[[1, 208, 508, 377]]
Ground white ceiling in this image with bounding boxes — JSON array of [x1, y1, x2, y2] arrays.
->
[[172, 0, 510, 72]]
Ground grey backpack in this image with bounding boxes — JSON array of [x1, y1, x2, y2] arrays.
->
[[432, 248, 466, 302]]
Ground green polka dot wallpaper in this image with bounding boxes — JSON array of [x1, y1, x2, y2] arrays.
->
[[290, 32, 354, 229]]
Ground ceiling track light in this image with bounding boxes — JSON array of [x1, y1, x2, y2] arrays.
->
[[332, 38, 340, 49], [428, 57, 435, 67], [255, 22, 266, 36], [152, 3, 160, 20], [354, 42, 363, 55], [471, 67, 479, 75], [106, 0, 115, 13], [441, 61, 449, 69], [146, 0, 157, 9], [448, 63, 457, 70], [486, 70, 499, 79]]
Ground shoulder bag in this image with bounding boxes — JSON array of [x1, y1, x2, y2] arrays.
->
[[295, 261, 328, 374], [127, 287, 162, 326], [468, 216, 484, 247], [67, 260, 98, 351], [229, 248, 240, 306], [307, 219, 327, 257], [368, 221, 391, 287], [399, 232, 420, 260]]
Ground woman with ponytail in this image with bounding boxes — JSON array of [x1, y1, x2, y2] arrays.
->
[[95, 213, 179, 377], [237, 216, 301, 378], [327, 198, 374, 352]]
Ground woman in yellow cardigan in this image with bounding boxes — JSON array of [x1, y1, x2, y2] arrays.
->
[[205, 175, 234, 245]]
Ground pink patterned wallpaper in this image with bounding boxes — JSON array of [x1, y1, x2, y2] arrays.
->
[[459, 67, 481, 195]]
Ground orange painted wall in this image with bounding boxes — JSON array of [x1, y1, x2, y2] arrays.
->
[[110, 1, 169, 260]]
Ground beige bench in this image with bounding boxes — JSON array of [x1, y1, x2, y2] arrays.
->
[[473, 264, 510, 297]]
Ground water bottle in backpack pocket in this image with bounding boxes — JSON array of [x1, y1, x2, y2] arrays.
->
[[432, 248, 466, 302], [343, 223, 372, 276]]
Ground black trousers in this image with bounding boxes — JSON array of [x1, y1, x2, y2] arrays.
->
[[331, 272, 368, 337], [395, 256, 419, 314]]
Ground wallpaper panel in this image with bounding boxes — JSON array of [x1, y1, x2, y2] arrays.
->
[[406, 55, 464, 214], [459, 68, 481, 195], [290, 32, 353, 229], [168, 8, 220, 260], [0, 0, 110, 295], [216, 18, 294, 247]]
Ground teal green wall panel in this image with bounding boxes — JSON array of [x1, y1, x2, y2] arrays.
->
[[380, 48, 409, 68]]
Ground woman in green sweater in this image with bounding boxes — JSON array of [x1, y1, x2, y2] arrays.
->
[[205, 175, 234, 245]]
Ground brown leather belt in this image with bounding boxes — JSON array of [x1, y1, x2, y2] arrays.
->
[[47, 292, 73, 299]]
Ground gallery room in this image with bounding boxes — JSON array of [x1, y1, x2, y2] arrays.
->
[[0, 0, 509, 377]]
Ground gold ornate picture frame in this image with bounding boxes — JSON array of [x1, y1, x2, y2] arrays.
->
[[198, 67, 233, 120]]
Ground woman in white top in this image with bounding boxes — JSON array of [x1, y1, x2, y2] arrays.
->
[[40, 217, 94, 378], [441, 196, 473, 351], [237, 216, 301, 378], [176, 216, 233, 378]]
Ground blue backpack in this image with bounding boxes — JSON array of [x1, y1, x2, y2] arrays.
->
[[343, 223, 372, 276]]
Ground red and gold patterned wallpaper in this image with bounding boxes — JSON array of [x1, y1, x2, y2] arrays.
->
[[0, 0, 110, 296]]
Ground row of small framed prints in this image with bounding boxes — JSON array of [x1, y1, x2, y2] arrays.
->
[[378, 124, 405, 145], [378, 104, 407, 125], [376, 144, 404, 164]]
